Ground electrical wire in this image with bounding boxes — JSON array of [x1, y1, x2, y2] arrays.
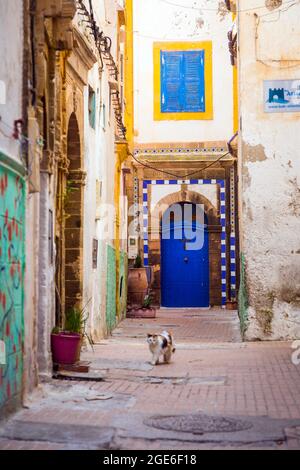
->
[[0, 125, 12, 140], [159, 0, 298, 13], [129, 150, 231, 179], [254, 1, 300, 67], [258, 0, 299, 16], [76, 0, 126, 138], [0, 115, 44, 190], [133, 0, 300, 41], [0, 116, 30, 143]]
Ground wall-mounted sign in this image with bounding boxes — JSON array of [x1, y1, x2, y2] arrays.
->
[[264, 79, 300, 113], [128, 236, 138, 260]]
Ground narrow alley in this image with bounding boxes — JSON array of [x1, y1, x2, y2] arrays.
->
[[1, 309, 300, 450], [1, 0, 300, 455]]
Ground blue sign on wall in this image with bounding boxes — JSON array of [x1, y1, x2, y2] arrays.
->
[[264, 79, 300, 113]]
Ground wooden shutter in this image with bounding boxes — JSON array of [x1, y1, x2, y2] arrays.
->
[[182, 51, 205, 112], [160, 49, 205, 113], [161, 51, 183, 113]]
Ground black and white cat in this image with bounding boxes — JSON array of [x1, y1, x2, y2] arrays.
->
[[147, 331, 176, 366]]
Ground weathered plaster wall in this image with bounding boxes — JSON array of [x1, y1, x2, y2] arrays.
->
[[239, 0, 300, 339], [81, 0, 121, 341], [150, 184, 218, 210], [0, 0, 23, 161], [133, 0, 233, 143], [0, 0, 31, 416], [0, 158, 25, 417], [23, 188, 39, 396], [37, 173, 55, 379]]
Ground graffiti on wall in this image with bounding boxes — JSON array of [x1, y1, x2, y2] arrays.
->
[[0, 162, 25, 410]]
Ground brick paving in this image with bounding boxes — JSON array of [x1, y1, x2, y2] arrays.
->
[[1, 307, 300, 450]]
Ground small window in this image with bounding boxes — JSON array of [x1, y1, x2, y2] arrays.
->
[[92, 239, 98, 269], [161, 50, 205, 113], [88, 87, 96, 129], [101, 103, 106, 130]]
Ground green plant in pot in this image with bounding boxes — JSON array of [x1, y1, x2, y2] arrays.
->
[[51, 301, 93, 365], [142, 292, 154, 309], [127, 290, 157, 318]]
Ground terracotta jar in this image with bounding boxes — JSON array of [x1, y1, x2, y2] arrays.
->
[[127, 267, 153, 306]]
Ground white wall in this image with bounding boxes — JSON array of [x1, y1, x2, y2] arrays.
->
[[0, 0, 23, 160], [150, 183, 217, 210], [239, 0, 300, 339], [133, 0, 234, 143]]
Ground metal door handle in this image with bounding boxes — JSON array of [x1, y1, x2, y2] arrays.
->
[[184, 257, 188, 263]]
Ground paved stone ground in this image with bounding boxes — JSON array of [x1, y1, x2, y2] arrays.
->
[[1, 308, 300, 450]]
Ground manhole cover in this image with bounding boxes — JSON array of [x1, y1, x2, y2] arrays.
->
[[145, 414, 253, 434]]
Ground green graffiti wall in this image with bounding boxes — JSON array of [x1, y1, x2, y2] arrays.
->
[[106, 245, 116, 334], [0, 155, 25, 413]]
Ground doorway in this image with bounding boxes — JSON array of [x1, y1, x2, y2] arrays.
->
[[161, 203, 209, 308]]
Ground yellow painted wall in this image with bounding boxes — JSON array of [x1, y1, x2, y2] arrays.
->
[[232, 13, 238, 134], [125, 0, 134, 150], [114, 143, 128, 318]]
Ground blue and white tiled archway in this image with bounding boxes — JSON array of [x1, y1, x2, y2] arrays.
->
[[142, 178, 233, 307]]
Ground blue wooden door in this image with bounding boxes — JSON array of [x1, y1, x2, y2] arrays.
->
[[161, 211, 209, 308]]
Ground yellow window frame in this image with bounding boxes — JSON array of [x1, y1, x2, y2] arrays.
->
[[153, 41, 213, 121]]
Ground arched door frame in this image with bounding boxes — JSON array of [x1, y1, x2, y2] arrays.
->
[[56, 112, 86, 323], [160, 201, 210, 307]]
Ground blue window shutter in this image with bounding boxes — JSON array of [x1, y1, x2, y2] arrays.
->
[[182, 51, 205, 112], [160, 50, 205, 113], [161, 51, 183, 113]]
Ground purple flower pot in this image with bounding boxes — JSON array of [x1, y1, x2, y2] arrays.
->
[[51, 332, 81, 365]]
